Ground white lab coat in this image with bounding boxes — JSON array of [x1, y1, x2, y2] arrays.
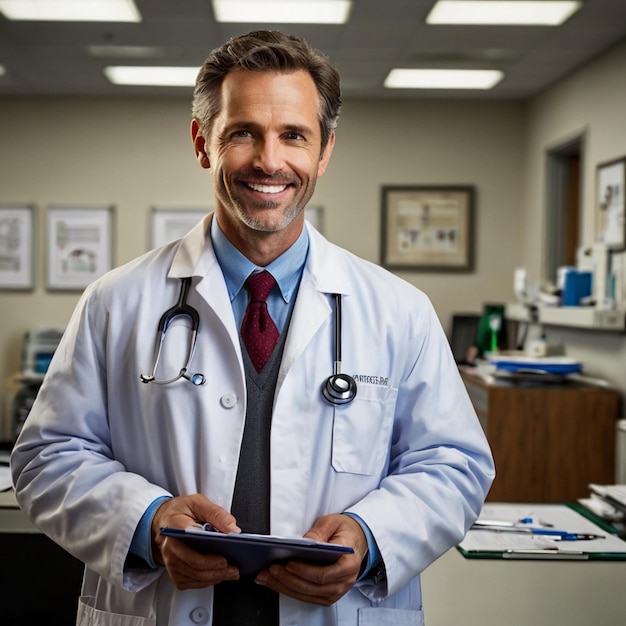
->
[[11, 214, 494, 626]]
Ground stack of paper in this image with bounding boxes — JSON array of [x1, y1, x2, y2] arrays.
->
[[581, 484, 626, 522]]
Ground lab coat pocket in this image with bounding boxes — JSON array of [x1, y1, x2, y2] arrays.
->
[[77, 595, 156, 626], [331, 383, 397, 475], [358, 607, 424, 624]]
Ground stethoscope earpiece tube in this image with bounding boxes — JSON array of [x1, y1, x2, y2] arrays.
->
[[322, 294, 357, 406]]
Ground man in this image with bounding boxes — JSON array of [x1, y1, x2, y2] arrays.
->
[[11, 30, 494, 626]]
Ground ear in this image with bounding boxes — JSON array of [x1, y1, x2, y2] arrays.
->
[[317, 131, 335, 178], [191, 119, 210, 169]]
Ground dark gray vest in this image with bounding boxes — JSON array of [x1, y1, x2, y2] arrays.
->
[[212, 323, 290, 625]]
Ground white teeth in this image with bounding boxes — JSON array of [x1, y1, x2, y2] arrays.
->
[[248, 183, 287, 194]]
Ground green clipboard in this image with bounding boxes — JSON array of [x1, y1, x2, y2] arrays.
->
[[456, 503, 626, 561]]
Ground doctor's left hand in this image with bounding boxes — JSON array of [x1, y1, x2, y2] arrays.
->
[[151, 494, 242, 590], [254, 513, 368, 606]]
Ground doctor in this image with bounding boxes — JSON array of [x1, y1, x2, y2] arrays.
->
[[11, 30, 494, 626]]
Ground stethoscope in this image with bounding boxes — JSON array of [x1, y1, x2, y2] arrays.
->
[[321, 293, 357, 405], [139, 277, 206, 386], [139, 279, 357, 405]]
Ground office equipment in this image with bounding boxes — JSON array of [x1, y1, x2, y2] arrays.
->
[[562, 269, 592, 306], [449, 313, 480, 364], [458, 503, 626, 560], [21, 325, 64, 376], [460, 369, 619, 502], [475, 303, 507, 355], [3, 326, 65, 441], [161, 526, 353, 576]]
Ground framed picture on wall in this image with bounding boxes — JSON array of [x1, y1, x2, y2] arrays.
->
[[0, 205, 35, 290], [304, 206, 324, 233], [151, 207, 209, 249], [380, 185, 475, 272], [46, 206, 114, 291], [596, 157, 626, 249]]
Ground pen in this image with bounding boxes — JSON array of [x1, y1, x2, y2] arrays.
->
[[516, 527, 605, 540], [544, 530, 604, 541], [503, 549, 589, 560], [194, 521, 220, 532], [471, 523, 605, 540]]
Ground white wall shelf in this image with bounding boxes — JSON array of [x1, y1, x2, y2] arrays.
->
[[538, 306, 625, 331], [505, 303, 625, 331]]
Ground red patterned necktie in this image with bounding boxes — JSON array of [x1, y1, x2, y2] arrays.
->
[[241, 271, 280, 372]]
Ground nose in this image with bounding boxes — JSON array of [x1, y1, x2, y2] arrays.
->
[[253, 136, 284, 174]]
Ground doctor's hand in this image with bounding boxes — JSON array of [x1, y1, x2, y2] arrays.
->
[[151, 494, 241, 590], [254, 513, 368, 606]]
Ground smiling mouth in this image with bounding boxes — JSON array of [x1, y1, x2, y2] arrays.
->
[[247, 182, 289, 194]]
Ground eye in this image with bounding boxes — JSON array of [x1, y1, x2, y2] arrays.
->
[[285, 131, 305, 141], [231, 129, 252, 139]]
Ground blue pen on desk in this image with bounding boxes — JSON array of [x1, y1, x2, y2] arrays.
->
[[528, 529, 604, 541], [471, 520, 605, 541]]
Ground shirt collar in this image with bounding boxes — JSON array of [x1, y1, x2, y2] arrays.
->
[[210, 216, 309, 303]]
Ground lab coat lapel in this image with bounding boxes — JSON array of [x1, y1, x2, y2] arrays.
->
[[280, 276, 330, 374], [167, 212, 243, 360], [280, 224, 350, 375]]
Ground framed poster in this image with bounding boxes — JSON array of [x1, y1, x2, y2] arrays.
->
[[380, 186, 475, 271], [304, 206, 324, 233], [0, 205, 34, 290], [47, 206, 114, 290], [596, 157, 626, 249], [151, 208, 208, 249]]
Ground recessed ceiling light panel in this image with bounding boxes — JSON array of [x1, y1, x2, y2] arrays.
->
[[89, 46, 167, 59], [212, 0, 352, 24], [0, 0, 141, 22], [385, 68, 504, 90], [104, 66, 199, 87], [426, 1, 582, 26]]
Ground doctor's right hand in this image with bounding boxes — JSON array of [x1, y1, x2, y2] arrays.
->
[[151, 493, 241, 590]]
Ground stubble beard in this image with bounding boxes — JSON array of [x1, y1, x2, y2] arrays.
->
[[236, 198, 303, 233]]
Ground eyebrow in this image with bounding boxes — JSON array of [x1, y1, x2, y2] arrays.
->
[[223, 120, 316, 137]]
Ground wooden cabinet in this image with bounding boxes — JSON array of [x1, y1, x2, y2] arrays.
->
[[461, 371, 620, 502]]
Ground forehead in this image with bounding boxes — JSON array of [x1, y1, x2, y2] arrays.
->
[[216, 68, 321, 129]]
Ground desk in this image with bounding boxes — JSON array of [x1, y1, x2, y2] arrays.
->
[[0, 490, 84, 624], [421, 547, 626, 626], [461, 370, 619, 502]]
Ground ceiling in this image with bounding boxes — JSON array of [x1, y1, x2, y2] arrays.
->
[[1, 0, 626, 101]]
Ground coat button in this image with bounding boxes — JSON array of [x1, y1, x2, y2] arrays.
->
[[220, 393, 237, 408], [189, 606, 209, 624]]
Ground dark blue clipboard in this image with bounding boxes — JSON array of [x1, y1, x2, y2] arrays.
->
[[160, 527, 354, 576]]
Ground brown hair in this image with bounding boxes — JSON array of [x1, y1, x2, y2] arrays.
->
[[192, 30, 341, 151]]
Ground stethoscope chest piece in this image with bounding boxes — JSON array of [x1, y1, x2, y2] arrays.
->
[[189, 372, 206, 386], [322, 373, 357, 405]]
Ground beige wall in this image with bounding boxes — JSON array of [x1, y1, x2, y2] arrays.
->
[[3, 37, 626, 435], [0, 94, 526, 435]]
